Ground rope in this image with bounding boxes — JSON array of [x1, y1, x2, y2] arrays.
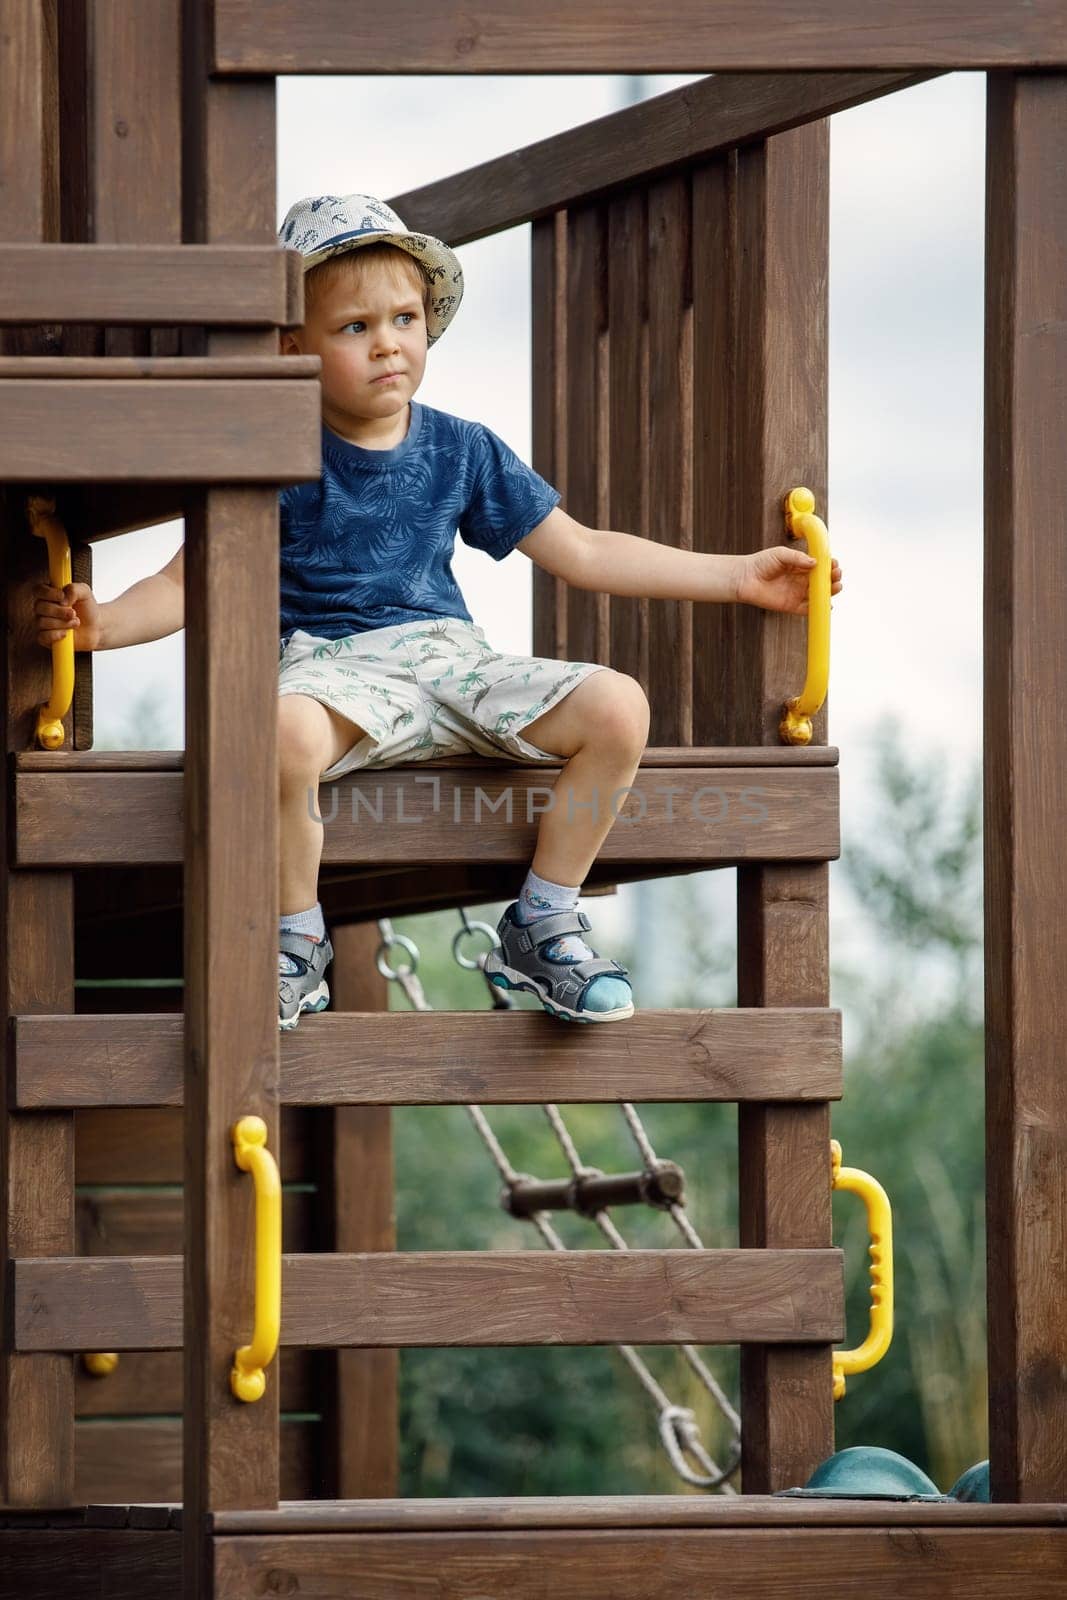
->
[[375, 912, 742, 1491]]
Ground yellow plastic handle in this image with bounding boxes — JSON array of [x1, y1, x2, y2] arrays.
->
[[830, 1139, 894, 1400], [27, 495, 75, 750], [230, 1116, 282, 1403], [779, 487, 831, 745]]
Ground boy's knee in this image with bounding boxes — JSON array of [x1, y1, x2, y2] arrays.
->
[[590, 671, 650, 749], [278, 694, 332, 779]]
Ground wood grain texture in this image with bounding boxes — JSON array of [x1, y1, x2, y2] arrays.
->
[[16, 1007, 843, 1108], [74, 1348, 317, 1417], [74, 1108, 319, 1184], [390, 73, 937, 249], [74, 1418, 320, 1504], [212, 1527, 1067, 1599], [0, 379, 320, 480], [14, 764, 840, 865], [984, 72, 1067, 1503], [212, 0, 1067, 73], [0, 355, 319, 377], [0, 245, 302, 324], [15, 1249, 844, 1350], [564, 202, 607, 666], [0, 1528, 181, 1600], [16, 745, 839, 769], [530, 213, 567, 661], [315, 923, 398, 1499]]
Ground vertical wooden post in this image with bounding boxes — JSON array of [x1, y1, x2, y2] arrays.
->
[[698, 122, 835, 1489], [181, 0, 280, 1587], [319, 921, 398, 1498], [984, 71, 1067, 1504], [0, 0, 77, 1510]]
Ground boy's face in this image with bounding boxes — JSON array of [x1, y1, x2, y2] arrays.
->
[[282, 255, 429, 433]]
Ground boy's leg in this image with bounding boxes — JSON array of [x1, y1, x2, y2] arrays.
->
[[278, 693, 367, 912], [519, 669, 650, 884]]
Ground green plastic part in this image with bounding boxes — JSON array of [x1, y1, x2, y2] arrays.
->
[[949, 1460, 990, 1502], [782, 1446, 945, 1501]]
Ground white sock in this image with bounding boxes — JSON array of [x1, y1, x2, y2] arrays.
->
[[279, 902, 325, 974], [514, 868, 594, 963]]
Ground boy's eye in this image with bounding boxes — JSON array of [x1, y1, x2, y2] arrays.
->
[[340, 313, 416, 334]]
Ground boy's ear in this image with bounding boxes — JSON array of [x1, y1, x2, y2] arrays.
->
[[280, 329, 303, 356]]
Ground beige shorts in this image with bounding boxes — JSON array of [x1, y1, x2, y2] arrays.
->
[[278, 617, 609, 780]]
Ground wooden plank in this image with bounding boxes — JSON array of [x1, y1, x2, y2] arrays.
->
[[0, 1529, 181, 1600], [14, 764, 841, 865], [212, 0, 1067, 73], [390, 73, 938, 250], [0, 355, 319, 377], [605, 185, 648, 693], [16, 1008, 843, 1108], [984, 72, 1067, 1504], [316, 923, 397, 1498], [75, 1418, 320, 1504], [16, 745, 839, 769], [213, 1496, 1067, 1532], [0, 379, 320, 480], [530, 212, 567, 661], [564, 202, 608, 665], [75, 1189, 314, 1256], [724, 120, 834, 1492], [0, 245, 302, 325], [211, 1527, 1067, 1600], [75, 1108, 319, 1184], [15, 1249, 844, 1350], [75, 1348, 318, 1417]]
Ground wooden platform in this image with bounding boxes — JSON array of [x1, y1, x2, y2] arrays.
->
[[3, 1498, 1067, 1600]]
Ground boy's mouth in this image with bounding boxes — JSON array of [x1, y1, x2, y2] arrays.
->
[[372, 372, 403, 384]]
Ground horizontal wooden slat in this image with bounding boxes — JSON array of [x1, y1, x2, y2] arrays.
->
[[210, 1527, 1067, 1600], [75, 1349, 319, 1417], [0, 356, 320, 379], [212, 0, 1067, 73], [15, 1250, 844, 1349], [14, 765, 839, 865], [0, 245, 303, 325], [17, 1009, 842, 1107], [76, 1419, 319, 1504], [75, 1108, 321, 1184], [0, 380, 320, 481], [391, 71, 936, 247], [0, 1529, 181, 1599], [76, 1188, 315, 1254], [212, 1496, 1067, 1533], [16, 745, 839, 771]]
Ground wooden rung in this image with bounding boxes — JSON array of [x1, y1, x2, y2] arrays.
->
[[15, 1250, 844, 1350], [0, 244, 303, 325], [13, 764, 838, 865], [13, 1009, 842, 1107], [15, 745, 839, 771], [0, 381, 320, 482], [0, 357, 320, 380]]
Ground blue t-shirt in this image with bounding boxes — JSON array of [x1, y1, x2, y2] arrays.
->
[[279, 401, 561, 646]]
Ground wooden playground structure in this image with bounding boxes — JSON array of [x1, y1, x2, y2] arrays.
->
[[1, 2, 1065, 1595]]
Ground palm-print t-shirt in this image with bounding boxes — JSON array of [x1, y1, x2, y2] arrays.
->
[[279, 402, 561, 647]]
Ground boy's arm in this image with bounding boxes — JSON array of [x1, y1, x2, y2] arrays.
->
[[517, 507, 842, 615], [34, 543, 185, 650]]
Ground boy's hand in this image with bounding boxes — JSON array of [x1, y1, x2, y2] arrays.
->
[[735, 546, 843, 615], [33, 580, 103, 651]]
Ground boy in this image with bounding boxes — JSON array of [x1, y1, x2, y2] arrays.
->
[[34, 191, 842, 1031]]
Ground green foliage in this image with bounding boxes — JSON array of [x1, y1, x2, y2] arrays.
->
[[392, 715, 987, 1496]]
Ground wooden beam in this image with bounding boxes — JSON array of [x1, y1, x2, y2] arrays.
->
[[0, 379, 320, 480], [210, 1526, 1067, 1599], [0, 244, 303, 325], [391, 72, 938, 249], [984, 71, 1067, 1504], [13, 1007, 843, 1108], [15, 1249, 845, 1350], [13, 763, 840, 865], [212, 0, 1067, 74], [0, 355, 319, 378]]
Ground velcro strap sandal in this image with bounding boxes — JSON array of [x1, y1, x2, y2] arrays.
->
[[278, 930, 334, 1031], [483, 903, 634, 1024]]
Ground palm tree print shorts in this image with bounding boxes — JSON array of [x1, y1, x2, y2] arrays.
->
[[278, 618, 610, 781]]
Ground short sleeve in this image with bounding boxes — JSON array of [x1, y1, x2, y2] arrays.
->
[[458, 425, 561, 562]]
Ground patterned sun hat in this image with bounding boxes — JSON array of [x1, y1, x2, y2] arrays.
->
[[278, 192, 464, 348]]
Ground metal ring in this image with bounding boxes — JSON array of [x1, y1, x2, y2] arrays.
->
[[451, 919, 500, 969], [375, 932, 420, 981]]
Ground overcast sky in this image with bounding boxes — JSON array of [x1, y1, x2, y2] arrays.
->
[[90, 71, 986, 1006]]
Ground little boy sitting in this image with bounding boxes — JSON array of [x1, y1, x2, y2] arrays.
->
[[34, 190, 842, 1030]]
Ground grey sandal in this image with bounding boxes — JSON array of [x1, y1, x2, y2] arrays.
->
[[278, 930, 334, 1031], [483, 903, 634, 1023]]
